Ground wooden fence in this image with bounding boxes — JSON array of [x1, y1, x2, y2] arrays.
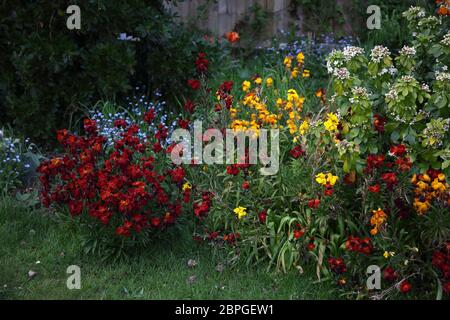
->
[[166, 0, 297, 37]]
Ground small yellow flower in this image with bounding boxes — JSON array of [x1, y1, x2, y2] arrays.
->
[[242, 80, 251, 92], [254, 77, 262, 85], [182, 182, 191, 191], [302, 69, 310, 78], [296, 52, 305, 64], [276, 98, 283, 106], [324, 113, 339, 132], [291, 67, 299, 78], [383, 251, 390, 259], [233, 206, 247, 219], [283, 56, 293, 68], [315, 173, 327, 185], [299, 120, 309, 135], [265, 77, 273, 87], [326, 173, 338, 186]]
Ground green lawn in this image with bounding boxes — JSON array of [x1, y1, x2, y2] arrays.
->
[[0, 196, 336, 300]]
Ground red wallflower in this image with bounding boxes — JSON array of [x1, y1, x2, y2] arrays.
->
[[390, 144, 407, 157], [368, 184, 381, 193], [258, 210, 267, 223], [178, 119, 190, 129], [38, 115, 187, 241], [308, 199, 320, 209], [328, 257, 347, 274], [184, 100, 195, 114], [169, 167, 185, 184], [226, 165, 240, 176], [383, 267, 398, 281], [293, 229, 304, 239], [381, 172, 398, 187], [399, 280, 412, 293], [307, 242, 316, 251], [345, 236, 373, 255], [144, 108, 155, 124], [290, 145, 305, 159], [242, 181, 250, 190], [195, 52, 209, 74], [187, 79, 201, 90]]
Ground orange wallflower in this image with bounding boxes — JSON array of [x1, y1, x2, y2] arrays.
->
[[225, 31, 240, 43]]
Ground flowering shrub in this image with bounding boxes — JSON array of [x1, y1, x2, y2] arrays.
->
[[188, 5, 450, 299], [38, 113, 190, 253]]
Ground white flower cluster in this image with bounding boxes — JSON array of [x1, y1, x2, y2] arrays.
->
[[370, 45, 391, 63], [421, 83, 430, 92], [351, 86, 370, 99], [404, 6, 426, 19], [326, 49, 345, 74], [441, 32, 450, 46], [399, 46, 416, 56], [385, 88, 399, 101], [342, 46, 365, 61], [436, 71, 450, 82], [418, 16, 440, 28], [378, 67, 398, 76], [400, 75, 416, 83], [333, 67, 350, 80]]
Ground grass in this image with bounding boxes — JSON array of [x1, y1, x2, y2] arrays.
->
[[0, 196, 337, 300]]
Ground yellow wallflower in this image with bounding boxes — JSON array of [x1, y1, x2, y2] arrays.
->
[[276, 98, 283, 106], [302, 69, 310, 78], [182, 182, 191, 191], [283, 56, 293, 68], [315, 173, 327, 185], [324, 112, 339, 132], [291, 67, 299, 78], [315, 172, 338, 186], [326, 173, 338, 186], [233, 206, 247, 219], [266, 77, 273, 87], [296, 52, 305, 64], [299, 120, 309, 135], [242, 80, 251, 92], [254, 77, 262, 85], [431, 179, 446, 193]]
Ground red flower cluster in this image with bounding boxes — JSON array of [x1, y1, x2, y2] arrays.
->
[[345, 235, 373, 255], [383, 267, 399, 281], [215, 81, 234, 111], [38, 117, 186, 239], [193, 192, 214, 219], [184, 99, 196, 114], [432, 244, 450, 293], [195, 52, 209, 74], [290, 145, 305, 159], [187, 79, 201, 90], [328, 257, 347, 274], [308, 198, 320, 209]]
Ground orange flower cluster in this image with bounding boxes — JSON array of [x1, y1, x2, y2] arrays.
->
[[370, 208, 387, 235], [436, 0, 450, 16], [411, 170, 449, 215]]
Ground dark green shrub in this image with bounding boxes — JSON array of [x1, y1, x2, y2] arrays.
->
[[0, 0, 196, 146]]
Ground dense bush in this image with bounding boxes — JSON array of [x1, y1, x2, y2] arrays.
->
[[0, 0, 199, 145]]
